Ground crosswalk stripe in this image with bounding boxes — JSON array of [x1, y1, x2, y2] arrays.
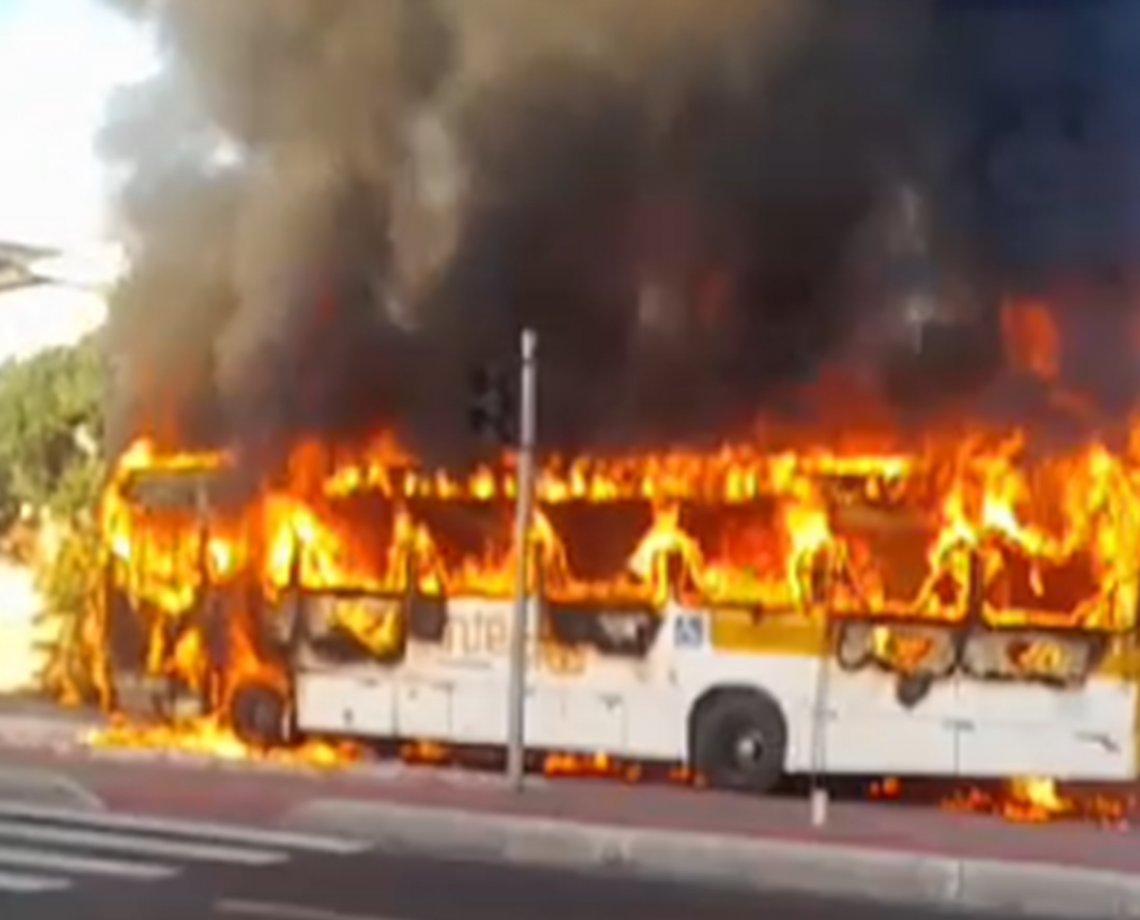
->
[[0, 844, 176, 879], [0, 820, 287, 866], [0, 801, 369, 855], [0, 868, 70, 893]]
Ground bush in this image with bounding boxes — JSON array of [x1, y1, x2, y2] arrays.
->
[[36, 518, 107, 704]]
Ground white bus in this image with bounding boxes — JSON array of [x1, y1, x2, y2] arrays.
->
[[102, 458, 1140, 792]]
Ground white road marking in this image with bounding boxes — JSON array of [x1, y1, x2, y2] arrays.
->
[[0, 820, 287, 866], [216, 899, 407, 920], [0, 868, 70, 893], [0, 801, 369, 855], [0, 843, 175, 879], [0, 767, 106, 812]]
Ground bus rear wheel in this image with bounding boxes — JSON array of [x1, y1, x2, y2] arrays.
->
[[692, 691, 786, 793], [230, 682, 290, 748]]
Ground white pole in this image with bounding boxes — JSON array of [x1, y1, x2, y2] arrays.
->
[[506, 328, 537, 792], [809, 609, 831, 827]]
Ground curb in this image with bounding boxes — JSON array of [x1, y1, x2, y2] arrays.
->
[[0, 765, 105, 811], [287, 799, 1140, 918]]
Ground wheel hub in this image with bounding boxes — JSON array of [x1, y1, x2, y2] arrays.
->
[[733, 729, 767, 768]]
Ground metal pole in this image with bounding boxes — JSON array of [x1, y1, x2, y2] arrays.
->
[[809, 608, 831, 827], [506, 328, 538, 792]]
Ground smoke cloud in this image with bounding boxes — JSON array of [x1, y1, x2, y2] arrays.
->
[[98, 0, 1140, 468]]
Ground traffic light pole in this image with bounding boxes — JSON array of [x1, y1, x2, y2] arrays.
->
[[506, 328, 537, 792]]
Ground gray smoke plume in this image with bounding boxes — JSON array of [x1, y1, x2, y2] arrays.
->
[[98, 0, 1140, 468]]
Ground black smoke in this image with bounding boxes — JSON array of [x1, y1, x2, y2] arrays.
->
[[98, 0, 1140, 468]]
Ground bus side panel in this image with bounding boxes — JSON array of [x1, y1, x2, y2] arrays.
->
[[449, 677, 506, 744], [295, 667, 397, 737], [955, 676, 1137, 780], [395, 678, 451, 738], [821, 668, 959, 776], [621, 684, 688, 759]]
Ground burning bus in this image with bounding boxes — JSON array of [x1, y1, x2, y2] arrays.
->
[[83, 429, 1140, 792], [69, 0, 1140, 799]]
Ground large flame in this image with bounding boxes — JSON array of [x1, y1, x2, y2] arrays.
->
[[93, 423, 1140, 676]]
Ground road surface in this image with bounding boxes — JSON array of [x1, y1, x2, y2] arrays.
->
[[1, 737, 1135, 876], [0, 708, 1133, 916], [0, 804, 1056, 920]]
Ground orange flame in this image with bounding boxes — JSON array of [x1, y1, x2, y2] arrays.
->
[[1002, 298, 1060, 381], [100, 427, 1140, 635], [944, 777, 1089, 825]]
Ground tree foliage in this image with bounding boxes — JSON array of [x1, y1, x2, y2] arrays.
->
[[0, 335, 106, 528]]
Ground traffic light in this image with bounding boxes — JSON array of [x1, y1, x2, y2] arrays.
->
[[468, 365, 516, 444]]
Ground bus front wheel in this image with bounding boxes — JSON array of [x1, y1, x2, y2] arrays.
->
[[692, 690, 786, 793], [230, 682, 290, 748]]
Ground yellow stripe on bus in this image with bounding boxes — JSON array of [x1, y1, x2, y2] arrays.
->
[[709, 609, 826, 656]]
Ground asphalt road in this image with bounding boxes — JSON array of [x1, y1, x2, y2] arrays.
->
[[0, 804, 1079, 920], [2, 850, 1051, 920]]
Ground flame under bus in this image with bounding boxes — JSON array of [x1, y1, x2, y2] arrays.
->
[[95, 443, 1140, 789]]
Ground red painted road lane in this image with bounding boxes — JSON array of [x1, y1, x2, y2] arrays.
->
[[0, 742, 1138, 876]]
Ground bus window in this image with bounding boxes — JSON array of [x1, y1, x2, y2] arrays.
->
[[299, 593, 406, 665], [262, 492, 399, 594], [543, 602, 661, 657], [121, 467, 230, 511], [408, 498, 512, 597], [828, 503, 967, 621], [541, 501, 652, 584], [980, 540, 1100, 629], [679, 500, 794, 610], [961, 628, 1108, 685]]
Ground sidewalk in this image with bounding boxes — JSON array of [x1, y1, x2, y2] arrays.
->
[[0, 741, 1138, 917]]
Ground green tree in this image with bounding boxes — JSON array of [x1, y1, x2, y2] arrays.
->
[[0, 335, 105, 527]]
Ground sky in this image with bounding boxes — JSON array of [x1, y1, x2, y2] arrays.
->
[[0, 0, 155, 361], [0, 0, 157, 249]]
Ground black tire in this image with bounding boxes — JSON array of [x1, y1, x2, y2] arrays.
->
[[230, 682, 290, 748], [692, 692, 787, 793]]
